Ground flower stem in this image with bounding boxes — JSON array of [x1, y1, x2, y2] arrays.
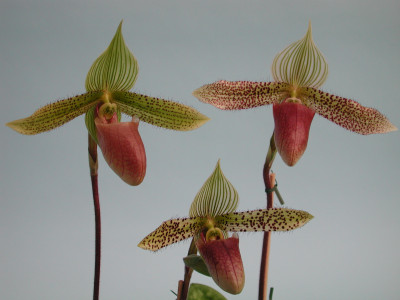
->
[[259, 133, 277, 300], [177, 238, 197, 300], [269, 287, 274, 300], [88, 135, 101, 300]]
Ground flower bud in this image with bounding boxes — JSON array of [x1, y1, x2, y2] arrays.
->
[[95, 113, 146, 186], [196, 231, 245, 294], [273, 99, 315, 166]]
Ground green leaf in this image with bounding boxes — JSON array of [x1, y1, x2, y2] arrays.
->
[[137, 216, 205, 251], [271, 21, 328, 88], [7, 91, 102, 135], [189, 160, 238, 218], [183, 254, 211, 277], [188, 283, 227, 300], [112, 91, 209, 131], [215, 208, 313, 232], [85, 21, 139, 92]]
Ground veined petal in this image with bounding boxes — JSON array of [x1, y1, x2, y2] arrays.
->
[[193, 80, 289, 110], [189, 160, 238, 218], [138, 216, 205, 251], [215, 208, 313, 232], [85, 21, 138, 92], [303, 87, 398, 134], [112, 91, 209, 131], [272, 21, 328, 88], [6, 91, 102, 135]]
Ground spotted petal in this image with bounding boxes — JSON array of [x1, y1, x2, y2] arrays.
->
[[6, 91, 102, 135], [193, 80, 289, 110], [303, 87, 397, 134], [215, 208, 313, 232], [85, 21, 138, 92], [112, 91, 209, 131], [137, 216, 205, 251], [189, 160, 238, 218], [272, 21, 328, 88]]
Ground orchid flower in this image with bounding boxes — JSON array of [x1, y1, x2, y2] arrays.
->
[[193, 22, 397, 166], [138, 160, 313, 294], [6, 21, 209, 185]]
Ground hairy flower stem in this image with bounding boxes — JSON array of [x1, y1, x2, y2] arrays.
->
[[88, 135, 101, 300], [259, 133, 277, 300], [177, 238, 197, 300]]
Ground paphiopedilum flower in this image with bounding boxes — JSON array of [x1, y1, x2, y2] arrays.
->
[[138, 160, 313, 294], [6, 21, 209, 184], [193, 22, 397, 166]]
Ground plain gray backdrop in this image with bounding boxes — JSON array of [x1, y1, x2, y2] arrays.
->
[[1, 0, 399, 299]]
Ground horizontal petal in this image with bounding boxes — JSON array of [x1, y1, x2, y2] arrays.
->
[[85, 21, 138, 92], [193, 80, 289, 110], [303, 87, 397, 134], [112, 91, 209, 131], [189, 160, 238, 218], [138, 216, 205, 251], [6, 91, 102, 135], [215, 208, 313, 232]]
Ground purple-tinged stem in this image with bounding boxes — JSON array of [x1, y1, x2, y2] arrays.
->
[[177, 238, 197, 300], [88, 135, 101, 300], [259, 172, 275, 299], [259, 133, 277, 300]]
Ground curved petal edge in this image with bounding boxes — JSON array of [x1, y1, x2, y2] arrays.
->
[[304, 87, 397, 134]]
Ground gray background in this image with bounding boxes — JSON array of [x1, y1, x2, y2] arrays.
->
[[1, 0, 399, 299]]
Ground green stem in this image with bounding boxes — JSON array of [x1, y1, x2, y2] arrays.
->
[[259, 133, 277, 300], [88, 134, 101, 300], [269, 287, 274, 300], [177, 238, 197, 300], [265, 133, 277, 171]]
